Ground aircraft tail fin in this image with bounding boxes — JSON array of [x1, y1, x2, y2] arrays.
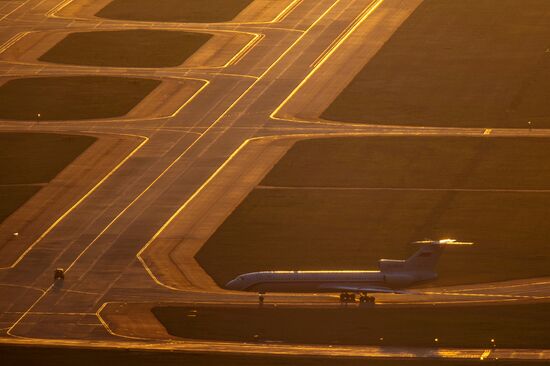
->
[[404, 242, 444, 273], [405, 239, 472, 274]]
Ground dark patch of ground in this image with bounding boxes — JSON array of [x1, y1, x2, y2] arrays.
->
[[39, 30, 211, 68], [0, 76, 160, 121], [0, 133, 95, 223], [96, 0, 253, 23], [0, 186, 41, 223], [154, 303, 550, 349], [0, 133, 96, 184], [0, 344, 539, 366], [322, 0, 550, 128], [196, 137, 550, 286]]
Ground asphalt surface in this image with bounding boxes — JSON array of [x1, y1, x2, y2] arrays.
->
[[0, 0, 548, 362]]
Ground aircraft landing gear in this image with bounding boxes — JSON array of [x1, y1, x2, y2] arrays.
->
[[359, 294, 375, 306], [339, 293, 356, 303], [258, 293, 265, 305]]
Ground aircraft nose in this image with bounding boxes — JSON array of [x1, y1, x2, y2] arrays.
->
[[225, 278, 239, 290]]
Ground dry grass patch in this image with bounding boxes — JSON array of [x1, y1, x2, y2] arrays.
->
[[322, 0, 550, 128], [154, 303, 550, 349], [197, 136, 550, 286], [0, 76, 160, 121], [39, 30, 212, 68], [0, 133, 95, 223]]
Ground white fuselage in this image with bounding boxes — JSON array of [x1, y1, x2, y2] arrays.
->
[[225, 242, 449, 294], [225, 270, 422, 293]]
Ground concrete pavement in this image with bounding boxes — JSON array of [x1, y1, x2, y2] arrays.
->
[[0, 0, 548, 361]]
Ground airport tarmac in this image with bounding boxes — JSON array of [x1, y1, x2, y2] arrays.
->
[[0, 0, 549, 362]]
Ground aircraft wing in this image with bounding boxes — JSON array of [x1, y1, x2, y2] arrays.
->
[[318, 284, 410, 294]]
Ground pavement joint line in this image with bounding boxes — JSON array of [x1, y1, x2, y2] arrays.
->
[[60, 288, 101, 296]]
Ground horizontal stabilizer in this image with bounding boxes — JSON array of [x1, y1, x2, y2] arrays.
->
[[412, 238, 473, 246]]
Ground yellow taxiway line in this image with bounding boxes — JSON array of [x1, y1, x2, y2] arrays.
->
[[0, 133, 149, 270]]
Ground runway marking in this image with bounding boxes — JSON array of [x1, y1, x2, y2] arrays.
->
[[0, 31, 29, 54], [0, 26, 262, 71], [446, 280, 550, 293], [422, 290, 546, 300], [256, 186, 550, 193], [136, 138, 254, 290], [6, 311, 97, 316], [225, 33, 263, 67], [4, 0, 352, 310], [136, 130, 453, 291], [96, 302, 155, 341], [46, 0, 73, 18], [0, 283, 45, 294], [0, 0, 28, 21], [7, 282, 56, 337], [135, 0, 346, 290], [271, 0, 385, 120], [270, 0, 304, 23], [47, 0, 302, 26], [480, 350, 492, 360], [310, 0, 379, 68], [60, 288, 101, 296], [215, 72, 259, 80], [0, 133, 149, 270]]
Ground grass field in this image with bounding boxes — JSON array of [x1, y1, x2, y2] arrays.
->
[[154, 303, 550, 349], [0, 345, 536, 366], [96, 0, 253, 23], [0, 76, 160, 121], [322, 0, 550, 128], [196, 136, 550, 287], [39, 30, 211, 68], [0, 133, 95, 223]]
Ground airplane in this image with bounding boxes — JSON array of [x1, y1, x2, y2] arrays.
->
[[225, 239, 472, 304]]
